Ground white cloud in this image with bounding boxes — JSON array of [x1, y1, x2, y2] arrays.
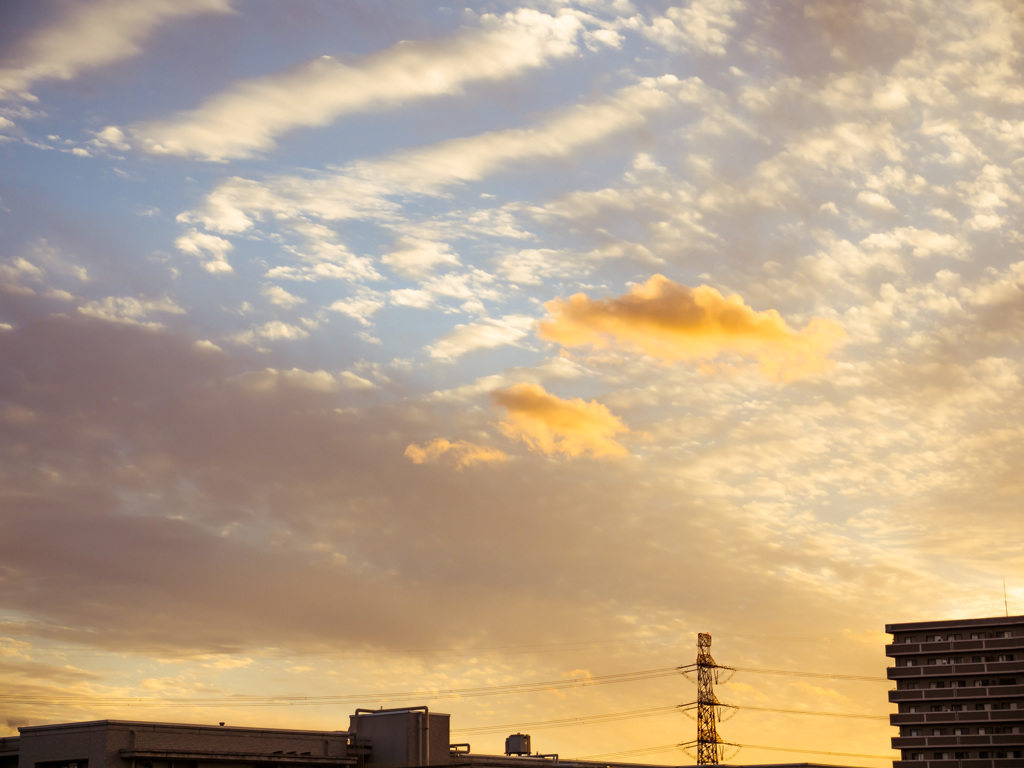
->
[[232, 321, 310, 347], [78, 295, 185, 328], [0, 0, 233, 101], [426, 315, 535, 361], [328, 292, 386, 326], [860, 227, 969, 261], [238, 367, 339, 393], [194, 339, 223, 353], [346, 75, 696, 197], [128, 9, 583, 160], [856, 190, 897, 211], [91, 125, 130, 150], [638, 0, 742, 56], [339, 371, 377, 390], [179, 76, 703, 247], [388, 268, 503, 315], [262, 284, 305, 308], [175, 229, 234, 273], [381, 238, 460, 278]]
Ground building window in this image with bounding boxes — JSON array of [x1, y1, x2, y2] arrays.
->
[[905, 636, 917, 643], [971, 632, 984, 640], [995, 630, 1011, 638], [932, 728, 942, 736], [954, 728, 963, 736], [949, 634, 962, 640], [908, 706, 918, 713], [910, 729, 921, 736]]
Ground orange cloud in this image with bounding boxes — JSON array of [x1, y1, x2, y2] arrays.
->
[[538, 274, 845, 382], [404, 438, 508, 469], [491, 383, 628, 458]]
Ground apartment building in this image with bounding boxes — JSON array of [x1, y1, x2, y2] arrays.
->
[[887, 615, 1024, 767]]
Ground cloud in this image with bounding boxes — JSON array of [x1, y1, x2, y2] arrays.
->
[[404, 438, 508, 469], [638, 0, 743, 56], [491, 383, 629, 458], [175, 230, 234, 274], [77, 296, 185, 328], [538, 274, 845, 382], [127, 9, 583, 160], [329, 291, 386, 326], [262, 284, 305, 308], [381, 238, 460, 279], [0, 0, 233, 102], [237, 368, 339, 394], [426, 315, 535, 361], [179, 76, 703, 236], [231, 321, 310, 347]]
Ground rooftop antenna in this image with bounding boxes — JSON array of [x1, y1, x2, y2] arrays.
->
[[1005, 579, 1009, 617]]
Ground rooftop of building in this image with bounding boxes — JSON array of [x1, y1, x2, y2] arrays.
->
[[886, 614, 1024, 633]]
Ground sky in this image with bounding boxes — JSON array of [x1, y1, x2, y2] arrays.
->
[[1, 0, 1024, 763]]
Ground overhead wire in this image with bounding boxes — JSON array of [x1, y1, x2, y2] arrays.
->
[[0, 666, 688, 707], [724, 743, 894, 760], [452, 706, 681, 735], [723, 664, 888, 682]]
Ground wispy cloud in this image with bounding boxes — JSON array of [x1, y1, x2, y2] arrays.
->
[[127, 9, 583, 160], [426, 315, 535, 361], [180, 76, 704, 236], [0, 0, 233, 102], [77, 296, 184, 328]]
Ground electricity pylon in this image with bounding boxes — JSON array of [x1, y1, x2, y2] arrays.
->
[[696, 632, 724, 764]]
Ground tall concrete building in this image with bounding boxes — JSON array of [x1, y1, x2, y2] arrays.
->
[[887, 615, 1024, 766]]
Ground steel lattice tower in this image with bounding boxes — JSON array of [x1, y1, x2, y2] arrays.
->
[[696, 632, 723, 764]]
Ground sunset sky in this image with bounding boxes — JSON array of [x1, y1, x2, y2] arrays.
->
[[2, 0, 1024, 763]]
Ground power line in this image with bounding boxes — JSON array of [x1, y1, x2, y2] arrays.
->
[[723, 665, 889, 682], [574, 744, 682, 760], [725, 743, 894, 760], [729, 703, 887, 720], [453, 706, 681, 735], [457, 700, 887, 736], [0, 666, 687, 707]]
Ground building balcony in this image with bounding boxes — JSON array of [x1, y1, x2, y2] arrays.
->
[[888, 660, 1024, 679], [889, 684, 1024, 702], [887, 638, 1024, 657], [891, 711, 1024, 726]]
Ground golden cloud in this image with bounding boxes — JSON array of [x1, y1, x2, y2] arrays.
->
[[491, 383, 628, 458], [404, 438, 508, 469], [538, 274, 845, 382]]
